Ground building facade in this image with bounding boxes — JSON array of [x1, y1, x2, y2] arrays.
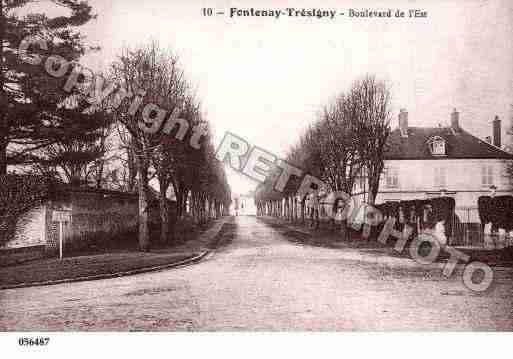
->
[[375, 108, 513, 222]]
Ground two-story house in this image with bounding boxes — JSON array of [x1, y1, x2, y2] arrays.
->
[[375, 108, 513, 222]]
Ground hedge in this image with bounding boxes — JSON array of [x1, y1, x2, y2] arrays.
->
[[374, 197, 455, 238], [478, 195, 513, 231]]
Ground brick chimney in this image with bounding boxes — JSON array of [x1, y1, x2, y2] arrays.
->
[[398, 108, 408, 137], [493, 115, 501, 148], [450, 108, 460, 131]]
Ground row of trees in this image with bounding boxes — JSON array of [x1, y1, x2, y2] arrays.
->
[[0, 1, 231, 251], [255, 75, 392, 233], [108, 43, 231, 249]]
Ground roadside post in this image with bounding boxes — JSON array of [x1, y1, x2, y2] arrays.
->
[[52, 210, 72, 260]]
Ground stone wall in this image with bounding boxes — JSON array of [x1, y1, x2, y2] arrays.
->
[[1, 206, 46, 249], [0, 188, 163, 252], [46, 189, 143, 251]]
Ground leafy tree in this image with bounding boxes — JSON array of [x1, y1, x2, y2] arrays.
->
[[32, 95, 113, 185], [0, 0, 96, 174]]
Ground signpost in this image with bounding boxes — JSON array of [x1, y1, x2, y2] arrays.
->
[[52, 210, 72, 260]]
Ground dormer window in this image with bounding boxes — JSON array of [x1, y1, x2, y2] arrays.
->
[[428, 136, 446, 156], [432, 141, 445, 155]]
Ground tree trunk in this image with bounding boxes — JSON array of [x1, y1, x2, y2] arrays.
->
[[127, 146, 137, 192], [180, 192, 185, 218], [367, 164, 383, 206], [340, 220, 348, 241], [301, 200, 305, 224], [0, 1, 6, 177], [159, 181, 170, 244], [136, 156, 150, 252], [175, 184, 186, 219], [191, 193, 196, 221], [95, 160, 104, 189], [175, 183, 182, 218], [0, 140, 7, 176]]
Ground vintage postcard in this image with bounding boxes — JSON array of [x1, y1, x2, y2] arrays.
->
[[0, 0, 512, 357]]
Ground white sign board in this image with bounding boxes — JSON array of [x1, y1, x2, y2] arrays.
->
[[166, 184, 177, 201], [52, 210, 71, 222]]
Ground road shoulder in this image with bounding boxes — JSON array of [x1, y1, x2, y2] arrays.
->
[[0, 217, 231, 290]]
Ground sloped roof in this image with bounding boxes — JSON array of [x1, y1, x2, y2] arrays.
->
[[385, 126, 513, 160]]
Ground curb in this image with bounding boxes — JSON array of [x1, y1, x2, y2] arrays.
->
[[0, 218, 229, 291], [257, 216, 442, 267], [259, 217, 513, 269]]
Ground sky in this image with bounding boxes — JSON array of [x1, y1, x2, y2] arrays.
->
[[31, 0, 513, 194]]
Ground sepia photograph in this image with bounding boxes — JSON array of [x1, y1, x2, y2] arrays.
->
[[0, 0, 512, 356]]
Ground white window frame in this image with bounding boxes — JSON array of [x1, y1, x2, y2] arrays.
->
[[385, 166, 399, 188], [481, 164, 494, 187]]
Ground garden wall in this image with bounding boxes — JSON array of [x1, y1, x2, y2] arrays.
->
[[1, 187, 161, 255]]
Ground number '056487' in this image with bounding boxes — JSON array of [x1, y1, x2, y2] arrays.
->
[[18, 337, 50, 346]]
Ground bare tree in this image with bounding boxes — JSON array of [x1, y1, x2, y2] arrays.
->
[[109, 41, 188, 251], [321, 97, 362, 194], [147, 59, 190, 243], [345, 75, 392, 204], [115, 123, 138, 192], [255, 74, 392, 239]]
